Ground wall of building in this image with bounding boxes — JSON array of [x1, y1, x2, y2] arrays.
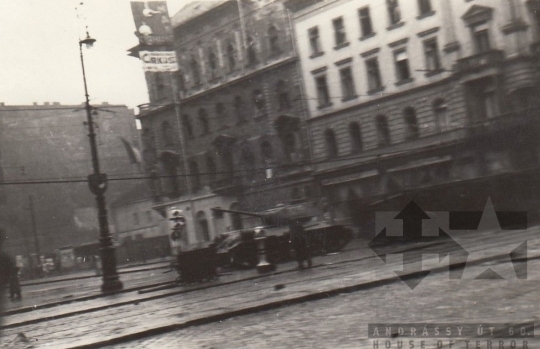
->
[[0, 103, 141, 256]]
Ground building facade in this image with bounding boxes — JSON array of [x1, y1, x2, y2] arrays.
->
[[290, 0, 540, 234], [130, 0, 315, 247], [0, 102, 142, 256]]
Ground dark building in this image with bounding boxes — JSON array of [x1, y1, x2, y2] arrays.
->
[[0, 102, 141, 256], [130, 0, 314, 245]]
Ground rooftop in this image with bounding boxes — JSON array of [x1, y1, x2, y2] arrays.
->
[[171, 0, 229, 28]]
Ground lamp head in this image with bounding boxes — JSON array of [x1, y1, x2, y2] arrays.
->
[[80, 30, 96, 48]]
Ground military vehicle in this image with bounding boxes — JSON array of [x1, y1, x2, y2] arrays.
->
[[211, 203, 353, 269]]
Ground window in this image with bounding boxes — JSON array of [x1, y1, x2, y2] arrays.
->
[[198, 109, 210, 135], [282, 132, 297, 161], [226, 41, 236, 72], [215, 102, 227, 127], [208, 50, 218, 78], [349, 122, 363, 153], [261, 141, 273, 163], [133, 212, 139, 226], [190, 57, 201, 86], [403, 107, 419, 140], [206, 155, 217, 184], [339, 67, 356, 100], [423, 39, 441, 72], [189, 160, 201, 192], [359, 7, 374, 37], [247, 36, 257, 65], [196, 211, 210, 242], [308, 27, 322, 55], [394, 50, 411, 82], [433, 99, 449, 132], [387, 0, 401, 25], [234, 96, 245, 122], [376, 115, 391, 147], [276, 80, 291, 110], [146, 211, 152, 223], [483, 84, 499, 119], [474, 27, 491, 53], [182, 114, 194, 139], [240, 146, 256, 180], [325, 129, 338, 158], [268, 25, 280, 54], [222, 151, 234, 178], [154, 73, 165, 99], [175, 71, 185, 96], [418, 0, 432, 16], [366, 58, 383, 91], [162, 121, 173, 146], [333, 17, 347, 46], [253, 89, 265, 114], [315, 75, 331, 107]]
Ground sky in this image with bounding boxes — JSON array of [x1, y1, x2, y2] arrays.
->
[[0, 0, 190, 111]]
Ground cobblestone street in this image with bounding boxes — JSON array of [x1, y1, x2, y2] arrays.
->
[[106, 261, 540, 349], [1, 227, 539, 349]]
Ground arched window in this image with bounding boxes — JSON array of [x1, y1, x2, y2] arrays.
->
[[208, 50, 218, 78], [190, 57, 201, 86], [162, 121, 173, 146], [433, 99, 448, 132], [261, 141, 273, 163], [376, 115, 391, 147], [226, 41, 236, 72], [276, 80, 291, 110], [206, 155, 217, 184], [198, 108, 210, 135], [246, 36, 257, 65], [189, 160, 201, 192], [253, 89, 265, 114], [196, 211, 210, 242], [215, 102, 227, 127], [182, 114, 194, 139], [325, 129, 338, 158], [234, 96, 245, 122], [349, 122, 362, 153], [268, 25, 280, 54], [403, 107, 419, 140]]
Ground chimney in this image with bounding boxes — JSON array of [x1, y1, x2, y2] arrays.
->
[[33, 102, 37, 106], [53, 102, 60, 106], [44, 102, 50, 106], [102, 102, 109, 105], [0, 103, 4, 106]]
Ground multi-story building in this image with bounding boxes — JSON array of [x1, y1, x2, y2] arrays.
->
[[289, 0, 540, 234], [130, 0, 314, 246], [0, 102, 142, 256], [109, 183, 169, 264]]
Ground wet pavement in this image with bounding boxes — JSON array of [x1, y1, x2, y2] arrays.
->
[[0, 226, 539, 349]]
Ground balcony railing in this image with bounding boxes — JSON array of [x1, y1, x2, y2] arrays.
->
[[455, 50, 504, 74]]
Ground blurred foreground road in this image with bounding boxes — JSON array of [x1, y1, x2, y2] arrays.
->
[[1, 226, 539, 349]]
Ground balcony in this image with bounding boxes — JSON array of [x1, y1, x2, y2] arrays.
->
[[455, 50, 504, 75]]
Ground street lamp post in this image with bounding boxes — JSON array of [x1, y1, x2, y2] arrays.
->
[[79, 31, 123, 293]]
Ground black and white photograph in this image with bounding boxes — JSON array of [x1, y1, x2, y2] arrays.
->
[[0, 0, 539, 348]]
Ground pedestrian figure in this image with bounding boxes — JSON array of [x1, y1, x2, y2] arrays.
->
[[289, 221, 312, 269], [9, 266, 21, 300]]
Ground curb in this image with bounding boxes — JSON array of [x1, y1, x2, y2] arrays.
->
[[0, 241, 445, 319], [20, 263, 172, 287], [68, 250, 539, 349]]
